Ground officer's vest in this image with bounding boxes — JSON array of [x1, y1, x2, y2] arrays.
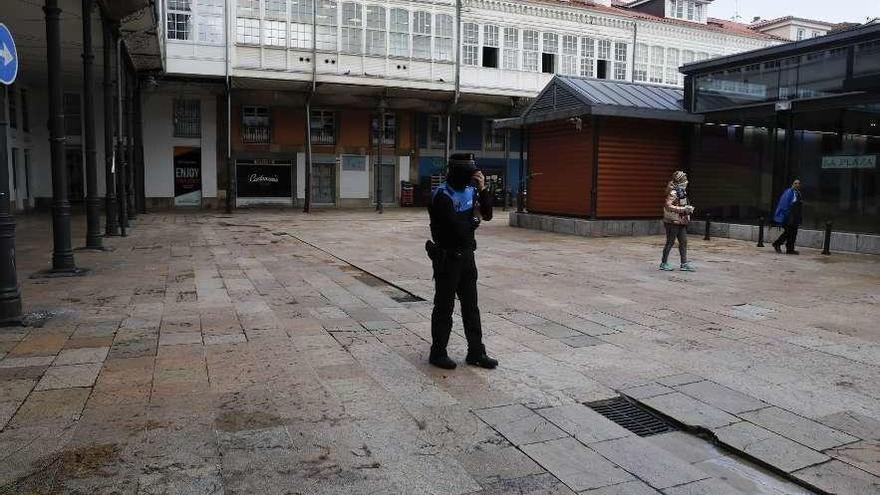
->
[[432, 183, 476, 213]]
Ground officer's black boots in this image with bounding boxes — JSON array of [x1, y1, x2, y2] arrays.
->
[[429, 353, 458, 370], [466, 346, 499, 369]]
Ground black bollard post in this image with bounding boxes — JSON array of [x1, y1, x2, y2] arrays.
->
[[757, 216, 765, 247], [822, 221, 832, 256], [704, 214, 711, 241]]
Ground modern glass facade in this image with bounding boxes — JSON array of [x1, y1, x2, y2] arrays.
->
[[683, 24, 880, 234]]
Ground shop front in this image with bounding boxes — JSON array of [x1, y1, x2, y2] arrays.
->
[[235, 159, 294, 207], [682, 23, 880, 234]]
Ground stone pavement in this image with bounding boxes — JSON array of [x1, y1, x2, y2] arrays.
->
[[0, 210, 879, 495]]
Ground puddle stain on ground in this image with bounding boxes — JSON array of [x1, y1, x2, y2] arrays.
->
[[214, 410, 286, 432]]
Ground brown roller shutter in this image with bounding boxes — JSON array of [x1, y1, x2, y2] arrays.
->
[[528, 120, 593, 216], [597, 117, 684, 218]]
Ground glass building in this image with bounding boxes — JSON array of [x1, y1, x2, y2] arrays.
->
[[681, 23, 880, 234]]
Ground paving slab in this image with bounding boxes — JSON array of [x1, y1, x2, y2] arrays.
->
[[535, 404, 632, 445], [521, 437, 634, 492], [676, 381, 767, 414], [816, 411, 880, 441], [0, 355, 55, 368], [825, 440, 880, 477], [739, 407, 858, 451], [53, 346, 110, 365], [792, 460, 880, 495], [582, 480, 661, 494], [646, 431, 725, 464], [713, 422, 830, 473], [661, 478, 749, 495], [640, 393, 740, 429], [589, 436, 708, 489], [474, 404, 568, 446], [621, 383, 674, 400], [34, 363, 103, 391]]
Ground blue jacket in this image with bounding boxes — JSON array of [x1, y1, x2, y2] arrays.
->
[[773, 188, 800, 225]]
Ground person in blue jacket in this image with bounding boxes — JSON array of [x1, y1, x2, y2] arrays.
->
[[772, 179, 803, 255]]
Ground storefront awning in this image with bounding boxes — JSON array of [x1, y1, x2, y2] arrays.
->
[[494, 76, 703, 129]]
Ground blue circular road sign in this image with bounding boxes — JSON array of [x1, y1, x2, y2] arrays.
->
[[0, 23, 19, 86]]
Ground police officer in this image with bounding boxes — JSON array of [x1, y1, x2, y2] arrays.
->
[[426, 153, 498, 370]]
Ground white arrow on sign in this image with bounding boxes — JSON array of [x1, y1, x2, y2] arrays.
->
[[0, 43, 12, 66]]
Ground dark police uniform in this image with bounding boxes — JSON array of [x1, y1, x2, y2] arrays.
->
[[428, 177, 494, 367]]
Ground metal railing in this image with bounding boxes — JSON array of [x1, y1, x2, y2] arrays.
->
[[242, 126, 270, 144]]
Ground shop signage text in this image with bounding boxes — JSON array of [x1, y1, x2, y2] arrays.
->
[[821, 155, 877, 170]]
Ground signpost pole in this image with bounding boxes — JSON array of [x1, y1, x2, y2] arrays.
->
[[0, 85, 22, 323]]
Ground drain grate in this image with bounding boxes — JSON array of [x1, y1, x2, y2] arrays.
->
[[585, 397, 677, 437]]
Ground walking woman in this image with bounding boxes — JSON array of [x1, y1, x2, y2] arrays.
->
[[660, 171, 696, 272]]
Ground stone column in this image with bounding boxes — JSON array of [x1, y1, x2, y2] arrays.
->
[[45, 0, 76, 271], [102, 17, 119, 236], [81, 0, 103, 249]]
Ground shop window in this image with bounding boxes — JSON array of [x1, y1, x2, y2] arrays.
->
[[197, 14, 223, 44], [20, 89, 28, 132], [462, 23, 479, 66], [389, 8, 409, 57], [542, 33, 557, 74], [560, 35, 577, 76], [503, 28, 518, 70], [614, 42, 628, 81], [341, 2, 363, 54], [236, 17, 260, 45], [291, 0, 314, 49], [366, 5, 386, 56], [522, 30, 539, 72], [483, 121, 504, 152], [597, 40, 611, 79], [412, 11, 431, 60], [242, 106, 271, 144], [371, 113, 396, 146], [237, 0, 260, 18], [435, 14, 453, 62], [265, 0, 286, 19], [263, 20, 287, 47], [650, 46, 664, 84], [316, 0, 338, 52], [665, 48, 680, 85], [167, 0, 192, 41], [580, 38, 595, 78], [64, 93, 81, 137], [173, 99, 201, 138], [482, 25, 499, 68], [7, 85, 16, 130], [310, 110, 336, 145], [428, 115, 446, 149], [633, 43, 648, 82]]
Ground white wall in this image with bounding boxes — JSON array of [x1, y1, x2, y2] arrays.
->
[[142, 90, 218, 201]]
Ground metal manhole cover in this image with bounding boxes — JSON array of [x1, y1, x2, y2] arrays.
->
[[585, 397, 677, 437]]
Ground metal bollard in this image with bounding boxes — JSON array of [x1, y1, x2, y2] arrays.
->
[[704, 214, 711, 241], [757, 216, 765, 247], [822, 221, 832, 255]]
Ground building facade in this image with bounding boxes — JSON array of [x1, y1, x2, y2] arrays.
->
[[751, 16, 840, 42], [135, 0, 779, 209], [4, 0, 781, 212]]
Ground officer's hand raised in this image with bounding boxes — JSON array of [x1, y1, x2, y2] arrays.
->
[[472, 171, 485, 192]]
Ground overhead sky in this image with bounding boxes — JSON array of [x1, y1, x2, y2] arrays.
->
[[709, 0, 880, 24]]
